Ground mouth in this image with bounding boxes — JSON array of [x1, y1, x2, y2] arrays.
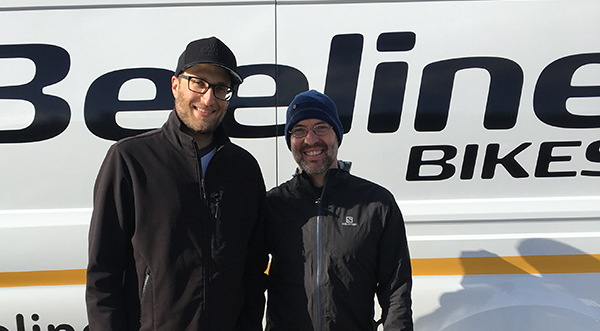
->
[[301, 143, 327, 158], [304, 149, 324, 156], [193, 104, 214, 115]]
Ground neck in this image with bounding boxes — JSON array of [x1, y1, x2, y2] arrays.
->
[[183, 127, 214, 149], [193, 134, 214, 150], [307, 161, 338, 188], [309, 173, 327, 188]]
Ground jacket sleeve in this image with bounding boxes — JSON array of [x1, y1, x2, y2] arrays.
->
[[236, 167, 269, 331], [86, 145, 134, 331], [376, 196, 414, 331]]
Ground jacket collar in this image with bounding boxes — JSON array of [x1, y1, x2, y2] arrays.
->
[[293, 160, 352, 192], [163, 110, 231, 157], [293, 160, 352, 177]]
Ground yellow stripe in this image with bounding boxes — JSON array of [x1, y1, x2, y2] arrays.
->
[[411, 254, 600, 276], [2, 254, 600, 288], [0, 269, 86, 288]]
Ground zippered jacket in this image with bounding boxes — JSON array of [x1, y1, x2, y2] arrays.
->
[[266, 164, 413, 331], [86, 111, 268, 331]]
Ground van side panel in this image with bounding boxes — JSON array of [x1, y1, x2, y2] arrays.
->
[[0, 1, 599, 330]]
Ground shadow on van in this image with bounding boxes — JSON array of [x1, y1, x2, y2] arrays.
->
[[414, 239, 600, 331]]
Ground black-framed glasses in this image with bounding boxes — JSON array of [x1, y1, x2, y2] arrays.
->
[[178, 75, 233, 101], [289, 124, 333, 139]]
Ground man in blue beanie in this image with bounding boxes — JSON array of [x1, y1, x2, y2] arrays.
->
[[266, 89, 414, 330]]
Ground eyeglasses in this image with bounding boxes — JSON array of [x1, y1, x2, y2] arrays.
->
[[178, 75, 233, 101], [289, 124, 333, 139]]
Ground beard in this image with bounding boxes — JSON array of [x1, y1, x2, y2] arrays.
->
[[174, 91, 226, 136], [293, 141, 339, 176]]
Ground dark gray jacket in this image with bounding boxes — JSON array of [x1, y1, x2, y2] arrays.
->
[[266, 163, 413, 331], [86, 111, 267, 331]]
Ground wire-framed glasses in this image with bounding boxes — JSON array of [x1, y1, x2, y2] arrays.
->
[[289, 124, 333, 139]]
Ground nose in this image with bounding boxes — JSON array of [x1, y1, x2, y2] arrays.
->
[[200, 86, 217, 105], [303, 128, 320, 145]]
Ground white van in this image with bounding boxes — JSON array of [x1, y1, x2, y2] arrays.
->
[[1, 0, 599, 330]]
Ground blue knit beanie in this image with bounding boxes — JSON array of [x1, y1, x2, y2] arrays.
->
[[285, 90, 344, 150]]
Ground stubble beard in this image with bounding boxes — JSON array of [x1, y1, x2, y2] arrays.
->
[[293, 141, 339, 176], [174, 95, 225, 137]]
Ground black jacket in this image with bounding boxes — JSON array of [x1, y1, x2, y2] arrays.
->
[[86, 111, 267, 331], [266, 164, 413, 331]]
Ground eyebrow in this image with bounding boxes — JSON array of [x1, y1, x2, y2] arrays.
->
[[185, 74, 231, 87]]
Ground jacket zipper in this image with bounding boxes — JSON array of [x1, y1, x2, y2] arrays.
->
[[140, 270, 150, 327], [194, 142, 210, 328], [195, 142, 224, 329], [316, 174, 330, 331], [211, 146, 225, 249], [212, 190, 223, 247]]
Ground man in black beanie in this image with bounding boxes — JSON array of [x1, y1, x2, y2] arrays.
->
[[87, 37, 267, 331], [266, 90, 413, 330]]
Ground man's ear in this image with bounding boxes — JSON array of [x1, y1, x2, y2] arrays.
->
[[171, 75, 179, 97]]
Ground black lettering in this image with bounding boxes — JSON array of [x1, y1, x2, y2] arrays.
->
[[368, 62, 408, 133], [415, 57, 523, 131], [224, 64, 308, 138], [376, 31, 416, 52], [3, 314, 82, 331], [406, 145, 457, 181], [482, 143, 531, 179], [534, 53, 600, 128], [48, 325, 75, 331], [324, 34, 364, 133], [0, 44, 70, 143], [16, 313, 24, 331], [535, 141, 581, 177], [84, 68, 174, 141], [460, 144, 479, 180], [32, 313, 40, 331], [582, 140, 600, 176], [368, 32, 415, 133]]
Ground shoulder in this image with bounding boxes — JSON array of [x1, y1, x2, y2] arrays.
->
[[110, 128, 164, 154], [219, 142, 261, 169], [223, 141, 256, 158], [97, 129, 172, 176], [267, 176, 302, 199], [267, 178, 293, 197], [351, 174, 389, 192], [341, 172, 397, 203], [336, 169, 388, 191]]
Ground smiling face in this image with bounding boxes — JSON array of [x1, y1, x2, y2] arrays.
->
[[290, 118, 339, 184], [171, 63, 231, 146]]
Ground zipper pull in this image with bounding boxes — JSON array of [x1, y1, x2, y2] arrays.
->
[[200, 178, 207, 201], [212, 190, 223, 247]]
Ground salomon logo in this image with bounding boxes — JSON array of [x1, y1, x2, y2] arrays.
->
[[343, 216, 357, 227]]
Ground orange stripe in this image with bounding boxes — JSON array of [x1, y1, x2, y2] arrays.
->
[[411, 254, 600, 276], [2, 254, 600, 288], [0, 269, 86, 288]]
